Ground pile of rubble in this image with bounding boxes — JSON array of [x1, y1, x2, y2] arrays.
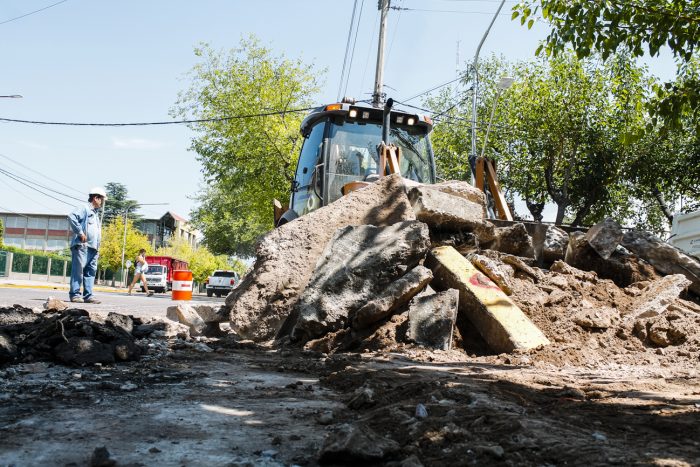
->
[[219, 175, 700, 362], [0, 298, 194, 366]]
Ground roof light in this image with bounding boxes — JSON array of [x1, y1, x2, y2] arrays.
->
[[325, 104, 342, 111], [362, 111, 370, 119], [396, 115, 404, 124], [407, 117, 416, 126], [348, 109, 358, 118]]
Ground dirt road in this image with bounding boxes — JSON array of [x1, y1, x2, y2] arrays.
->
[[2, 342, 699, 466]]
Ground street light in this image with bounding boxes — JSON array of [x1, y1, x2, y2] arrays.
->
[[119, 203, 168, 288], [0, 95, 23, 98], [480, 77, 514, 160]]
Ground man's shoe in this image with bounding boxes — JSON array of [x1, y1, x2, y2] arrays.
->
[[84, 297, 101, 304], [147, 291, 154, 296], [70, 296, 84, 303]]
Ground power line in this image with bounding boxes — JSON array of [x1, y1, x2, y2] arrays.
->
[[401, 73, 469, 103], [0, 166, 84, 203], [0, 153, 84, 196], [338, 0, 360, 101], [0, 178, 61, 214], [0, 169, 74, 206], [0, 107, 316, 127], [0, 0, 69, 26], [344, 0, 366, 98], [390, 5, 511, 15]]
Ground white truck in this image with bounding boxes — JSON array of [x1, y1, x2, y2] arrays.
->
[[670, 210, 700, 259], [206, 270, 240, 297]]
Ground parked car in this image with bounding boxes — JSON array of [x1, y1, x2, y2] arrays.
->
[[141, 256, 189, 293], [206, 270, 240, 297]]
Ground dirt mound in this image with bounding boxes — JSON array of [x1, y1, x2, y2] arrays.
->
[[0, 307, 150, 366]]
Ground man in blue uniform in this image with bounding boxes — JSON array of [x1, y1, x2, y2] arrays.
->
[[68, 187, 106, 303]]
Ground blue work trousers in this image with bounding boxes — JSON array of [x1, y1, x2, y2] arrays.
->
[[69, 244, 99, 300]]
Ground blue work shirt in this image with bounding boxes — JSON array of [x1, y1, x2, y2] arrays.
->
[[68, 203, 102, 249]]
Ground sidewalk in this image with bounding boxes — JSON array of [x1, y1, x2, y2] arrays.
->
[[0, 278, 123, 293], [0, 278, 205, 295]]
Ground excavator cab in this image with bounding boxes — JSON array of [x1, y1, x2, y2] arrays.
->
[[275, 101, 436, 226]]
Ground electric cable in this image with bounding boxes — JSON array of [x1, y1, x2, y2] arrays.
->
[[0, 153, 84, 196], [0, 107, 316, 127], [343, 0, 365, 98], [338, 0, 360, 101], [0, 166, 84, 202], [360, 10, 380, 96], [0, 0, 69, 26], [390, 5, 511, 15], [0, 178, 61, 214], [0, 170, 74, 206], [385, 0, 403, 71], [401, 74, 468, 103]]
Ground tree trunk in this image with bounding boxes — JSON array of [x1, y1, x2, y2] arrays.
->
[[555, 203, 567, 225], [525, 200, 545, 223], [651, 187, 674, 223]]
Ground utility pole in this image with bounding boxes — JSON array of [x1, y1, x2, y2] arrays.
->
[[372, 0, 391, 107], [468, 0, 507, 182]]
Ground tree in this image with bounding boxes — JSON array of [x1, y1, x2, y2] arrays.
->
[[155, 237, 246, 282], [428, 53, 654, 226], [99, 216, 152, 276], [173, 36, 323, 256], [513, 0, 700, 128], [103, 182, 140, 224]]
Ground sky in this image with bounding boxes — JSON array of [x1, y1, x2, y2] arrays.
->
[[0, 0, 678, 223]]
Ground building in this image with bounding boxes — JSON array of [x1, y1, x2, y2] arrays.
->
[[0, 212, 72, 251], [0, 210, 198, 252], [136, 211, 199, 250]]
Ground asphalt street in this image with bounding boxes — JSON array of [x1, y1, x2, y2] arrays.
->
[[0, 286, 226, 320]]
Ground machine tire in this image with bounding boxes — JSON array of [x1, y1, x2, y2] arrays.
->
[[206, 290, 213, 297]]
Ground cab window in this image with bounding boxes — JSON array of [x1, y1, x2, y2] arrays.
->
[[291, 120, 325, 215]]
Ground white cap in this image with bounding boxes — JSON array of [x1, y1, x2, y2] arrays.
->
[[89, 186, 107, 199]]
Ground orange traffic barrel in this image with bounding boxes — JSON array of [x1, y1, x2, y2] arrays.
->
[[171, 270, 193, 300]]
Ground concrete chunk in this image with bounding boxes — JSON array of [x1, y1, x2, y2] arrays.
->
[[166, 303, 206, 336], [407, 289, 458, 350], [484, 223, 534, 257], [292, 221, 431, 342], [626, 274, 692, 319], [426, 246, 550, 353], [408, 186, 495, 241], [622, 230, 700, 296], [585, 217, 623, 260], [226, 174, 415, 342], [542, 225, 569, 264], [352, 266, 433, 329], [429, 180, 487, 216]]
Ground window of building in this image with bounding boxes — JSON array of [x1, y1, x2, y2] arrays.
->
[[25, 237, 46, 250], [48, 218, 69, 230], [4, 236, 24, 248], [47, 239, 69, 250], [5, 216, 27, 228], [27, 217, 48, 230]]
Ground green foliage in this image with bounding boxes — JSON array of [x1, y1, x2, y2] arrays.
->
[[155, 237, 246, 282], [0, 218, 3, 246], [103, 182, 141, 224], [99, 216, 152, 273], [427, 52, 696, 230], [1, 245, 69, 261], [173, 36, 323, 256], [514, 0, 700, 129]]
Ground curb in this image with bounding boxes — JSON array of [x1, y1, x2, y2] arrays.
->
[[0, 284, 123, 293]]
